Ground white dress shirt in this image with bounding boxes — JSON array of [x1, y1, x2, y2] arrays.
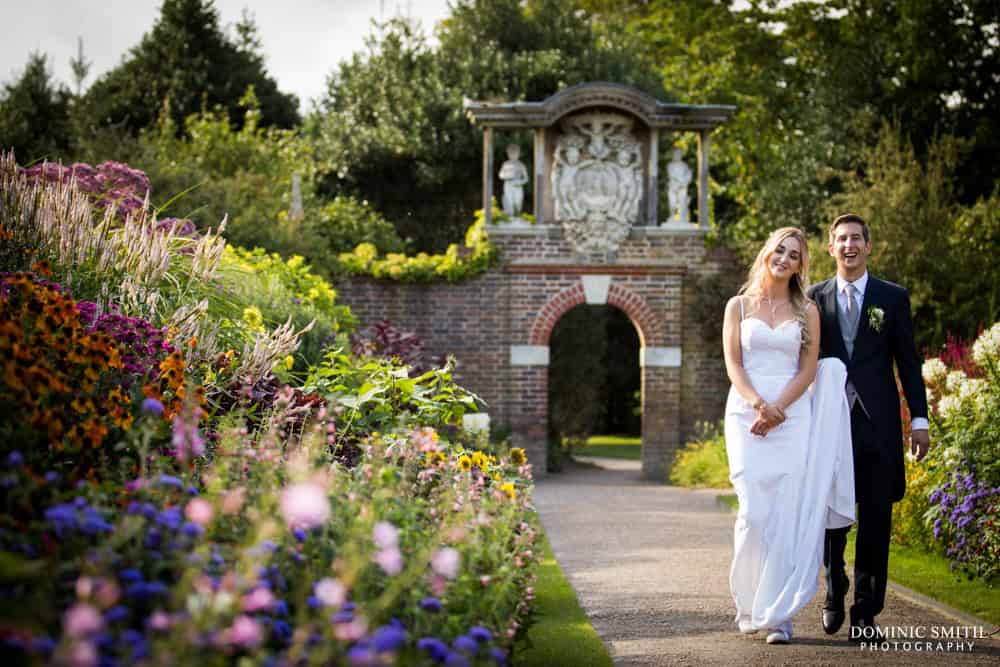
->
[[834, 271, 928, 431]]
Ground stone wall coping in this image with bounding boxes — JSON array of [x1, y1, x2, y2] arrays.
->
[[486, 224, 708, 239], [504, 262, 687, 275]]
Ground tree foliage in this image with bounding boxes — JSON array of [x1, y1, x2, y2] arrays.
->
[[82, 0, 299, 135], [0, 53, 73, 162], [308, 0, 662, 251]]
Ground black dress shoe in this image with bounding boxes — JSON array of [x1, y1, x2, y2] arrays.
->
[[822, 571, 850, 634], [822, 608, 846, 635]]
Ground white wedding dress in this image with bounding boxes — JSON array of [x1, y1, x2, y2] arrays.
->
[[724, 315, 855, 633]]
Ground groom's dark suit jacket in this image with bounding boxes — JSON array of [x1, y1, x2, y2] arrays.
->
[[808, 276, 928, 502]]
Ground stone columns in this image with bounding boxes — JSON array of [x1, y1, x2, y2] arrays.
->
[[697, 129, 711, 230], [646, 128, 659, 226], [483, 127, 494, 225], [533, 128, 546, 225], [639, 345, 682, 480]]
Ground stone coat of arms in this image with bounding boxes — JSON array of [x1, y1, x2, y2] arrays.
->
[[551, 112, 643, 254]]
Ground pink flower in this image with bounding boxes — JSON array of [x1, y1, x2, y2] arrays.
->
[[149, 610, 171, 631], [372, 521, 399, 549], [374, 547, 404, 576], [185, 498, 214, 526], [69, 641, 98, 667], [242, 587, 275, 613], [280, 482, 331, 529], [221, 487, 246, 515], [64, 603, 104, 638], [228, 615, 263, 649], [314, 578, 346, 607], [431, 548, 460, 580], [333, 617, 368, 642]]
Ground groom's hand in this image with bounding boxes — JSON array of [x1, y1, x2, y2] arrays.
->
[[910, 429, 930, 461]]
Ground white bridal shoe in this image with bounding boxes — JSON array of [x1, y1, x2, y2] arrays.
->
[[766, 628, 791, 644], [737, 617, 757, 635]]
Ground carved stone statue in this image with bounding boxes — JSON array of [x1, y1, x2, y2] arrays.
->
[[498, 144, 529, 219], [550, 112, 643, 254], [666, 147, 692, 224]]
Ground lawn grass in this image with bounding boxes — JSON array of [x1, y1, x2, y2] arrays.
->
[[513, 531, 613, 667], [575, 435, 641, 460], [716, 495, 1000, 626]]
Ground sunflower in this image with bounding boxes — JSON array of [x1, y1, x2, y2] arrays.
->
[[457, 455, 473, 472], [500, 482, 516, 500], [510, 448, 527, 466]]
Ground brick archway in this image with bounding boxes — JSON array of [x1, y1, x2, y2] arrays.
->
[[528, 282, 663, 347]]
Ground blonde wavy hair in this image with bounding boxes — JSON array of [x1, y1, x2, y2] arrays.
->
[[739, 227, 812, 347]]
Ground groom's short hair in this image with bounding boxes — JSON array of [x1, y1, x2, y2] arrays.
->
[[829, 213, 870, 243]]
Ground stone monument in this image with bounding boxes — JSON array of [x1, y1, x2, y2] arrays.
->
[[550, 112, 643, 254], [498, 143, 529, 222], [665, 147, 692, 225]]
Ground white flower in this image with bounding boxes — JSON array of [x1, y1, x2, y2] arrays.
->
[[937, 395, 962, 419], [314, 578, 347, 607], [921, 358, 948, 386], [945, 370, 967, 394], [957, 377, 986, 402], [971, 321, 1000, 367], [462, 412, 491, 435], [373, 521, 399, 550]]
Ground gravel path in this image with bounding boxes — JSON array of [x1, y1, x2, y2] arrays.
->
[[532, 458, 1000, 666]]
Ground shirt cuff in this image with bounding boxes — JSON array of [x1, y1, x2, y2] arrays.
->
[[911, 418, 929, 431]]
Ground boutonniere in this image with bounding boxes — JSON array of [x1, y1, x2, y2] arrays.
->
[[867, 306, 885, 332]]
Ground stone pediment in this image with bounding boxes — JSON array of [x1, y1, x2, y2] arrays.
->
[[464, 82, 735, 130]]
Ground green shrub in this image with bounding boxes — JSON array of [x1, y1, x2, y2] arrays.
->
[[669, 422, 730, 488]]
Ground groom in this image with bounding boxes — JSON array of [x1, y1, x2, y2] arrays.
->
[[808, 213, 930, 640]]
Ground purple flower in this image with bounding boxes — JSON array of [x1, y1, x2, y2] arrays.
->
[[419, 596, 443, 613], [417, 637, 450, 663], [468, 626, 492, 643], [6, 451, 23, 467], [372, 625, 407, 653], [490, 647, 508, 666], [158, 474, 183, 489], [452, 635, 479, 655], [142, 398, 164, 416]]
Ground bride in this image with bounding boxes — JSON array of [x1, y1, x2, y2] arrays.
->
[[721, 227, 855, 644]]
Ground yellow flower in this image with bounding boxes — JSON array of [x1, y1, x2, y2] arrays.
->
[[510, 448, 527, 466], [471, 451, 489, 470], [457, 455, 473, 472], [287, 255, 304, 269], [500, 482, 516, 500], [242, 306, 264, 331], [283, 355, 295, 371]]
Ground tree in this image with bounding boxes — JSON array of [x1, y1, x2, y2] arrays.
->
[[308, 0, 661, 251], [82, 0, 299, 135], [69, 37, 91, 97], [0, 52, 73, 162]]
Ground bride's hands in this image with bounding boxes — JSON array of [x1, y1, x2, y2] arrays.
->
[[749, 401, 786, 436]]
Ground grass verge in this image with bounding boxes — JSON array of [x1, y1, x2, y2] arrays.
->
[[576, 435, 641, 460], [716, 496, 1000, 625], [513, 531, 613, 667]]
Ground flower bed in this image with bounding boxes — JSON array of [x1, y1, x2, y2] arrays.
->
[[0, 153, 540, 665]]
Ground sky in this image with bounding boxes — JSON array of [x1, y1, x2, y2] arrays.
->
[[0, 0, 454, 111]]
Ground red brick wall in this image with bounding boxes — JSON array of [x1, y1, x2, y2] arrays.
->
[[334, 225, 735, 479]]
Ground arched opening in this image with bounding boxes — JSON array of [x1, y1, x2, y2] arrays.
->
[[547, 304, 641, 467]]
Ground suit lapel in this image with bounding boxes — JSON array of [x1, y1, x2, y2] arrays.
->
[[854, 277, 880, 355]]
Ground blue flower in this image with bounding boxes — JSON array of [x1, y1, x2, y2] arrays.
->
[[419, 596, 443, 613], [105, 606, 130, 623], [181, 522, 204, 538], [119, 569, 144, 583], [468, 626, 492, 643], [490, 647, 508, 666], [417, 637, 450, 663], [347, 644, 377, 666], [158, 474, 183, 489], [332, 610, 354, 624], [141, 398, 164, 416], [80, 508, 114, 535], [74, 496, 88, 508], [307, 595, 322, 609], [274, 600, 289, 616], [372, 625, 407, 653], [272, 619, 292, 643], [156, 507, 182, 530], [6, 451, 23, 467], [453, 635, 479, 654], [445, 652, 471, 667], [31, 636, 56, 655], [293, 527, 307, 542], [44, 503, 78, 535], [44, 471, 59, 483]]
